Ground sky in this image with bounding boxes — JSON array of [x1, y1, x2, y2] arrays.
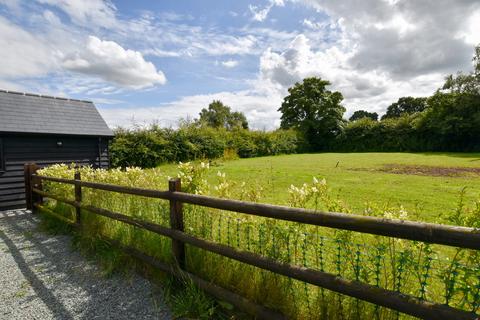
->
[[0, 0, 479, 130]]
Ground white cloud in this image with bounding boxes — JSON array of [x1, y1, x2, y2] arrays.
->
[[62, 36, 166, 89], [249, 0, 284, 22], [0, 0, 21, 12], [99, 89, 282, 130], [302, 19, 326, 30], [36, 0, 118, 29], [134, 23, 258, 57], [294, 0, 480, 77], [143, 48, 183, 58], [42, 10, 62, 25], [258, 34, 442, 116], [259, 35, 313, 87], [221, 60, 239, 68], [0, 16, 57, 78], [457, 10, 480, 45], [0, 78, 24, 91], [249, 5, 271, 22], [190, 35, 257, 56]]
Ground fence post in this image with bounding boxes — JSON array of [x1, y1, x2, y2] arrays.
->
[[24, 163, 33, 211], [30, 164, 42, 214], [74, 171, 82, 226], [169, 178, 185, 269]]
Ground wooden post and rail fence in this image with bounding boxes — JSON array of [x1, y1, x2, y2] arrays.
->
[[23, 163, 480, 320]]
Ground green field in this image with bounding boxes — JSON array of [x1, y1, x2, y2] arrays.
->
[[159, 152, 480, 223], [39, 152, 480, 319]]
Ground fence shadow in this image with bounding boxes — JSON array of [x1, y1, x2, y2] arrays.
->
[[0, 209, 168, 320]]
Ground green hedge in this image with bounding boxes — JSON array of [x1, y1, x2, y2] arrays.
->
[[333, 92, 480, 152], [110, 124, 300, 168]]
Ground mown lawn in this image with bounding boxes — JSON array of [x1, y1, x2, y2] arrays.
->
[[159, 152, 480, 222]]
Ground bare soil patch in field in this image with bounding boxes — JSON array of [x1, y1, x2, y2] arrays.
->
[[374, 164, 480, 177]]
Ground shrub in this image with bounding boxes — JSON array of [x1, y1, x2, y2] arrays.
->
[[110, 124, 300, 168]]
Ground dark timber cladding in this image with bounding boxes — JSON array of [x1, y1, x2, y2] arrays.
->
[[0, 89, 114, 210]]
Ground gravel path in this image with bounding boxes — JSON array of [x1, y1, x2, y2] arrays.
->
[[0, 209, 172, 320]]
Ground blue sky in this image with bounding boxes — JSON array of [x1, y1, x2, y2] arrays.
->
[[0, 0, 479, 129]]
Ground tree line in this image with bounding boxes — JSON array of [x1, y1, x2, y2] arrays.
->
[[279, 44, 480, 152], [110, 45, 479, 167]]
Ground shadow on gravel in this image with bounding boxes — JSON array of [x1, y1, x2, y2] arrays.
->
[[0, 210, 76, 319], [0, 209, 169, 320], [0, 224, 75, 319]]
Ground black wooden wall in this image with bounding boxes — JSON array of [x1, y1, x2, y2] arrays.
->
[[0, 134, 110, 210]]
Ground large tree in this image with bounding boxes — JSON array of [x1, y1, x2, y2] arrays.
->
[[381, 97, 427, 120], [349, 110, 378, 122], [198, 100, 248, 130], [278, 77, 345, 150]]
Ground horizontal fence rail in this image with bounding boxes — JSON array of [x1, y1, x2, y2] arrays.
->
[[36, 174, 480, 250], [31, 202, 285, 320], [25, 166, 480, 320]]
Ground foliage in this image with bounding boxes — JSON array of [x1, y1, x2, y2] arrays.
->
[[334, 91, 480, 152], [278, 77, 346, 151], [227, 127, 301, 158], [164, 276, 218, 320], [349, 110, 378, 121], [109, 125, 170, 168], [417, 92, 480, 151], [110, 124, 299, 168], [38, 162, 480, 319], [334, 115, 422, 152], [198, 100, 248, 130], [381, 96, 428, 120], [442, 44, 480, 95]]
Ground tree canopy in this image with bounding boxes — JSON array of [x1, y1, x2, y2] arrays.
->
[[417, 91, 480, 151], [349, 110, 378, 122], [278, 77, 345, 150], [381, 97, 427, 120], [198, 100, 249, 130], [442, 44, 480, 95]]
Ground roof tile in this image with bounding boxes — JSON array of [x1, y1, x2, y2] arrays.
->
[[0, 91, 113, 136]]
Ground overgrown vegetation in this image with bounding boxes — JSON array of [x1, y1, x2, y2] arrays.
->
[[38, 162, 480, 319]]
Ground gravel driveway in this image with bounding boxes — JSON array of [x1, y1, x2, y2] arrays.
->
[[0, 209, 172, 320]]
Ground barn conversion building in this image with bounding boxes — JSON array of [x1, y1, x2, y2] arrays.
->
[[0, 90, 114, 210]]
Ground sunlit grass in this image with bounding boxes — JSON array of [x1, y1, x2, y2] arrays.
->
[[37, 153, 480, 319], [158, 152, 480, 222]]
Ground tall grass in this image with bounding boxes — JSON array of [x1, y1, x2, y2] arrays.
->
[[38, 163, 480, 319]]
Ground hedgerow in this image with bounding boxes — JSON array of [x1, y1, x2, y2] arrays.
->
[[110, 124, 301, 168]]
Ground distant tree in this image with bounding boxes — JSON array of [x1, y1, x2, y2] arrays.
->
[[278, 77, 345, 150], [349, 110, 378, 121], [442, 44, 480, 95], [228, 111, 249, 130], [381, 97, 427, 120], [418, 91, 480, 151], [198, 100, 248, 130]]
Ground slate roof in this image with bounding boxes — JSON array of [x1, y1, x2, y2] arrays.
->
[[0, 90, 113, 136]]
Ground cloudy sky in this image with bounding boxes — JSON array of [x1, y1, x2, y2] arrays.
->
[[1, 0, 479, 129]]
